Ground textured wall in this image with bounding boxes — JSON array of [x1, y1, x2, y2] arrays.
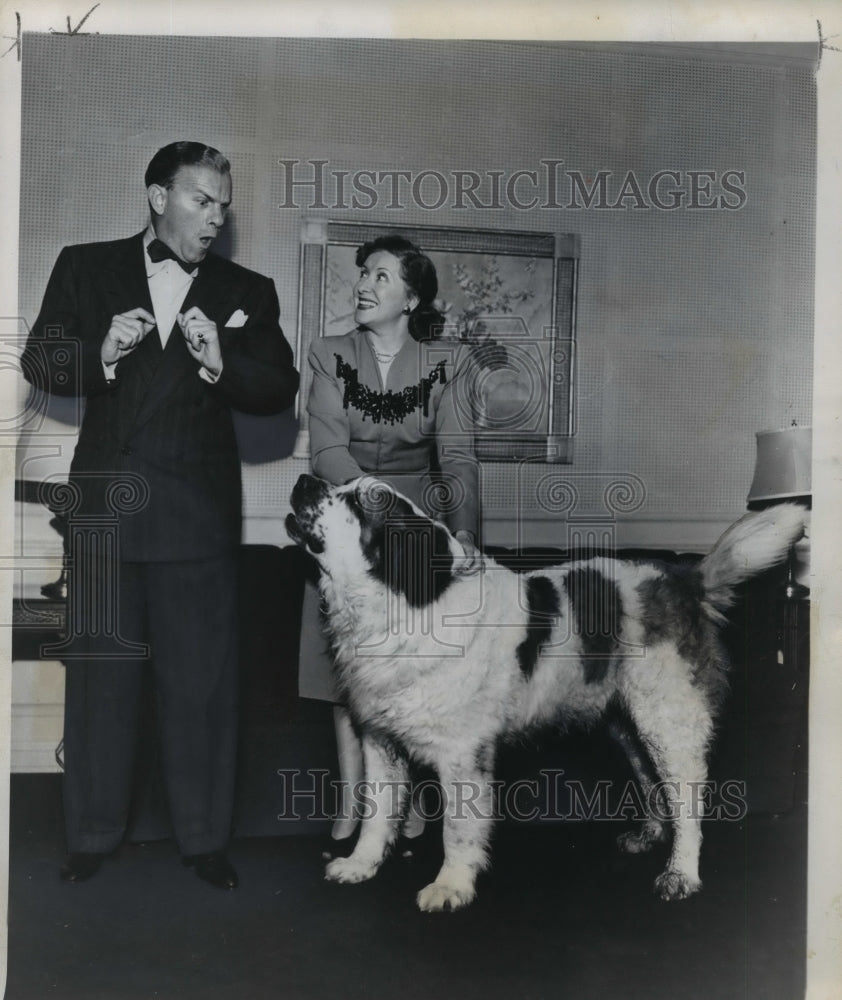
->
[[17, 36, 815, 548]]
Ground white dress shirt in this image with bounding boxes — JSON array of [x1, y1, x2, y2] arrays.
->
[[104, 229, 220, 382], [143, 227, 197, 348]]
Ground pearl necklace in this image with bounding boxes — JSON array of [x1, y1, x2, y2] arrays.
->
[[367, 335, 403, 363]]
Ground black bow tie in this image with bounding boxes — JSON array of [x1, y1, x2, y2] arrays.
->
[[147, 238, 198, 273]]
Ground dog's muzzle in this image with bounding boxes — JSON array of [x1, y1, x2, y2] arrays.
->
[[286, 474, 331, 553], [284, 512, 308, 547], [291, 473, 330, 513]]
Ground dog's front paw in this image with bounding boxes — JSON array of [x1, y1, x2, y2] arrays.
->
[[653, 869, 701, 901], [416, 877, 476, 912], [324, 855, 380, 884]]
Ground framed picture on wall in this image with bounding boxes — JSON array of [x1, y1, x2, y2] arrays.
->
[[297, 219, 579, 462]]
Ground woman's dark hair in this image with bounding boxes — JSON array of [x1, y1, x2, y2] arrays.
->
[[144, 141, 231, 190], [355, 235, 444, 341]]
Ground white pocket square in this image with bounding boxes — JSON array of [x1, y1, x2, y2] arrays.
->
[[225, 309, 248, 328]]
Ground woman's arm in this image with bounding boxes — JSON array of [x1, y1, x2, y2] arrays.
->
[[435, 343, 481, 542], [307, 338, 366, 486]]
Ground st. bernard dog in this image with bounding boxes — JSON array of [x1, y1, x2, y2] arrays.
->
[[286, 473, 806, 912]]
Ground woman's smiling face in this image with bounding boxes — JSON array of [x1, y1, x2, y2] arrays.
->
[[353, 250, 417, 333]]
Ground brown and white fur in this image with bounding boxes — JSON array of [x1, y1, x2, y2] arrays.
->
[[287, 474, 806, 912]]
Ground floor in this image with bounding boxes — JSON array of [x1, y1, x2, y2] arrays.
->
[[6, 773, 807, 1000]]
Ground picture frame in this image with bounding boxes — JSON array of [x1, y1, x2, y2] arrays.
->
[[296, 219, 579, 462]]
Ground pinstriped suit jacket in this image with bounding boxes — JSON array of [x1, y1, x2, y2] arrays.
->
[[23, 232, 299, 561]]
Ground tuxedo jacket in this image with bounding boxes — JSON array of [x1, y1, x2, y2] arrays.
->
[[23, 233, 299, 561]]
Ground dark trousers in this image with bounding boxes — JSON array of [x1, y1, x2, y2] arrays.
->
[[62, 554, 239, 856]]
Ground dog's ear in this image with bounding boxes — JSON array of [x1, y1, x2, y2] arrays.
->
[[363, 496, 456, 607]]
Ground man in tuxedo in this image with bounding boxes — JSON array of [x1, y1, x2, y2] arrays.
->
[[22, 141, 299, 890]]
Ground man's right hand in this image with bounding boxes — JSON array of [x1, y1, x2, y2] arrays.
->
[[101, 307, 157, 365]]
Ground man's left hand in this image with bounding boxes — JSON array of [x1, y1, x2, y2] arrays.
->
[[178, 307, 223, 375]]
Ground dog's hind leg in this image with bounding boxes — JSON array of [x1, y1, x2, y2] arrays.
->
[[325, 735, 408, 885], [621, 655, 714, 901], [609, 721, 669, 855], [416, 746, 495, 913]]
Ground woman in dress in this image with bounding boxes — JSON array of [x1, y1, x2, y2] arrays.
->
[[298, 234, 481, 850]]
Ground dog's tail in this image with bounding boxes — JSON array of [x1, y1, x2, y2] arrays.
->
[[700, 503, 808, 620]]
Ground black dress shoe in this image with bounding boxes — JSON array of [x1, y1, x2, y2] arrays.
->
[[320, 830, 359, 861], [181, 852, 238, 890], [396, 823, 440, 863], [60, 852, 104, 883], [396, 835, 419, 860]]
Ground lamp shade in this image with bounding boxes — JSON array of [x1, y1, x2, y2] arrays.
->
[[747, 426, 812, 503]]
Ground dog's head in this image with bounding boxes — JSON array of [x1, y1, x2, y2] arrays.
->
[[286, 474, 461, 607]]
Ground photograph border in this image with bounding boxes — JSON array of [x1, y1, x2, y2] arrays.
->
[[1, 6, 840, 998]]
